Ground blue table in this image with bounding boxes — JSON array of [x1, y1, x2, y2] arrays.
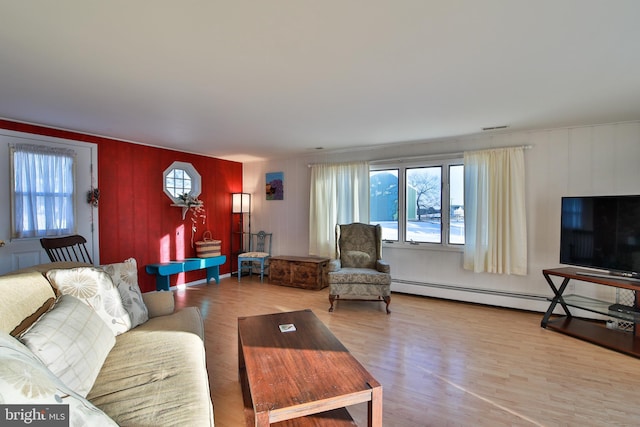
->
[[145, 256, 226, 291]]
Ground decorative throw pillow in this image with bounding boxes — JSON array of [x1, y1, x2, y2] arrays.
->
[[342, 250, 372, 268], [45, 267, 132, 335], [20, 295, 115, 397], [100, 258, 148, 328], [0, 330, 118, 426]]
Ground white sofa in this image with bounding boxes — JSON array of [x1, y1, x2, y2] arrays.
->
[[0, 260, 214, 426]]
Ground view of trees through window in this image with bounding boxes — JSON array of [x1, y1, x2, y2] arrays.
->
[[370, 161, 464, 246]]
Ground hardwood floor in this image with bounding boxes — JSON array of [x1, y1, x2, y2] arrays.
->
[[174, 276, 640, 427]]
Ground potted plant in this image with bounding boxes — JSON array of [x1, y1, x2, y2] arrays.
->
[[177, 193, 206, 247]]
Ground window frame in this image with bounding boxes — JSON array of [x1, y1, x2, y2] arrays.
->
[[370, 155, 464, 251], [163, 161, 201, 203]]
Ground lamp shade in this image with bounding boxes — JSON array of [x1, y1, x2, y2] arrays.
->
[[232, 193, 251, 213]]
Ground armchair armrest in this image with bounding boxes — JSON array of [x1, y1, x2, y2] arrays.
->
[[142, 291, 175, 318], [376, 260, 390, 274], [328, 259, 342, 272]]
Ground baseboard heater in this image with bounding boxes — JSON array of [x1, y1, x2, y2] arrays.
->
[[391, 278, 547, 302]]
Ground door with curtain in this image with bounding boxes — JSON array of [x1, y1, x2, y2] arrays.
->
[[0, 130, 98, 274]]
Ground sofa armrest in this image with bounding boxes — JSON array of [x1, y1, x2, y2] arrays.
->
[[376, 260, 390, 274], [328, 259, 342, 272], [142, 291, 175, 318]]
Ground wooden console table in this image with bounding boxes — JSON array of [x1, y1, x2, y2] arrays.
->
[[269, 255, 330, 290], [542, 267, 640, 358], [145, 256, 226, 291]]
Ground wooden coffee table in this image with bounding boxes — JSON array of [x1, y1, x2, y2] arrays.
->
[[238, 309, 382, 426]]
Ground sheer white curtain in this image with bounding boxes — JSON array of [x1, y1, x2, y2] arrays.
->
[[309, 161, 369, 257], [11, 143, 76, 238], [463, 147, 527, 275]]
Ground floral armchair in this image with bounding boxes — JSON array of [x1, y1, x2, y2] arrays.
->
[[327, 223, 391, 314]]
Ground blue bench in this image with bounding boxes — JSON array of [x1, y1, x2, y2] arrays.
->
[[145, 256, 226, 291]]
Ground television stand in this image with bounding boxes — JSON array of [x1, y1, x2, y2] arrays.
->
[[542, 267, 640, 358]]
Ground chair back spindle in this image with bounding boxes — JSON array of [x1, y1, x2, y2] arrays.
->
[[40, 235, 93, 264]]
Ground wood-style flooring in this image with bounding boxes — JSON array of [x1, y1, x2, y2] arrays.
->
[[174, 275, 640, 427]]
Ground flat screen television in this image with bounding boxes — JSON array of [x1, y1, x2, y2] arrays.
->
[[560, 195, 640, 279]]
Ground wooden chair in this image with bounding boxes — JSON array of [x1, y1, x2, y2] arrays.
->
[[237, 231, 272, 282], [40, 235, 93, 264]]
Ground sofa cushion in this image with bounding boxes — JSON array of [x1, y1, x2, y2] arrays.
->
[[46, 267, 132, 335], [341, 250, 372, 268], [0, 271, 56, 337], [135, 306, 204, 341], [0, 330, 118, 426], [20, 295, 115, 397], [87, 329, 214, 426], [100, 258, 149, 328], [141, 291, 176, 318], [328, 267, 391, 285]]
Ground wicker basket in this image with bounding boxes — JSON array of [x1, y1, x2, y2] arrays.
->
[[195, 231, 221, 258]]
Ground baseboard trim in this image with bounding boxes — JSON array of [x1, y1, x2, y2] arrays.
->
[[392, 278, 547, 301]]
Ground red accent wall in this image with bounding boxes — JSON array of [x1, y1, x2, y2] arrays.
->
[[0, 119, 243, 292]]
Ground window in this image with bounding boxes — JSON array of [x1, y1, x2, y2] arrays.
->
[[163, 161, 201, 203], [370, 158, 464, 247], [11, 144, 76, 238]]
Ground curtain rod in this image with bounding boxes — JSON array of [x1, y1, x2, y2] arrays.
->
[[307, 144, 532, 167], [368, 144, 533, 165]]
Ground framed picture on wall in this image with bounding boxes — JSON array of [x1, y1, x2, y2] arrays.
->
[[266, 172, 284, 200]]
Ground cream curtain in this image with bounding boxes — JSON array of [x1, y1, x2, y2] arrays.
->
[[463, 147, 527, 275], [11, 143, 76, 238], [309, 161, 369, 257]]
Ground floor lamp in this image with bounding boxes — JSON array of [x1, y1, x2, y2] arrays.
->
[[231, 193, 251, 276]]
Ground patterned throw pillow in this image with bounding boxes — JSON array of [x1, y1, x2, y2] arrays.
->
[[20, 295, 115, 397], [100, 258, 148, 328], [0, 330, 118, 426], [46, 267, 132, 335]]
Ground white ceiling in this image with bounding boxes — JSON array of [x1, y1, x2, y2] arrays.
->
[[1, 1, 639, 162]]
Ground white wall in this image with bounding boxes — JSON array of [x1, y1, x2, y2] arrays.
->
[[243, 121, 640, 313]]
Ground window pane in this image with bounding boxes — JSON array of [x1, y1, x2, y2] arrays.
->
[[165, 168, 193, 197], [370, 169, 398, 241], [449, 164, 465, 245], [406, 166, 441, 243]]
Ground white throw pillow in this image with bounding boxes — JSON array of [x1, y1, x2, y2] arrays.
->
[[100, 258, 149, 328], [0, 330, 118, 426], [20, 295, 115, 397], [46, 267, 132, 335]]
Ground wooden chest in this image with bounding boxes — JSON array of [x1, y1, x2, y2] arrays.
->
[[269, 255, 330, 290]]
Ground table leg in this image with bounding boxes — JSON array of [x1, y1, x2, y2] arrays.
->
[[156, 276, 171, 291], [541, 274, 572, 327], [368, 383, 383, 427], [206, 265, 220, 284]]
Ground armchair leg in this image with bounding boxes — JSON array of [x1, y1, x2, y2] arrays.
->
[[328, 294, 337, 312], [383, 296, 391, 314]]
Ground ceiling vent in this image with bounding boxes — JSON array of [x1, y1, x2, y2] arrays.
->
[[482, 125, 509, 131]]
